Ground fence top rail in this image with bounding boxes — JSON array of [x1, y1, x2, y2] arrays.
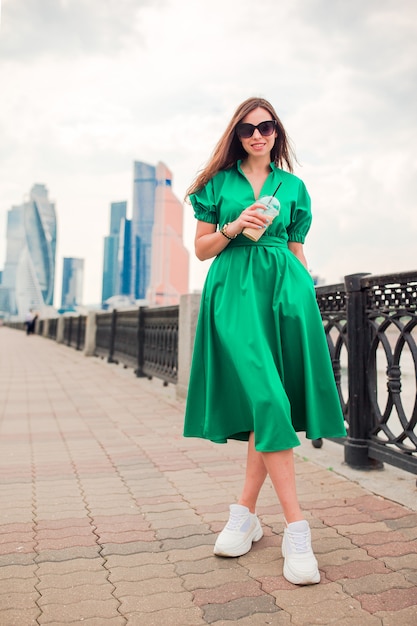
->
[[63, 314, 87, 321], [143, 306, 179, 321], [113, 309, 139, 320], [142, 305, 179, 314], [359, 272, 417, 314], [315, 283, 347, 314], [360, 270, 417, 289], [315, 283, 345, 296], [96, 312, 113, 323]]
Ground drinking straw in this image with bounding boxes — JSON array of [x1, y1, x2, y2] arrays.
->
[[271, 182, 282, 197]]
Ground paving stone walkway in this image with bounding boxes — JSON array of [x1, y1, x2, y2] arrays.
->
[[0, 326, 416, 626]]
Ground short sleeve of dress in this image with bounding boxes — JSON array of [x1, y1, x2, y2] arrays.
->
[[286, 180, 312, 243], [189, 180, 218, 224]]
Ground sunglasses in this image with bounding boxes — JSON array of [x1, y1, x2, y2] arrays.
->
[[236, 120, 277, 139]]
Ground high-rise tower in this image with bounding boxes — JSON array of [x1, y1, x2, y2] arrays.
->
[[101, 201, 127, 303], [131, 161, 156, 300], [1, 184, 56, 318], [147, 163, 189, 305], [61, 258, 84, 310]]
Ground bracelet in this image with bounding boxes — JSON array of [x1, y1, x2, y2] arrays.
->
[[220, 223, 238, 240]]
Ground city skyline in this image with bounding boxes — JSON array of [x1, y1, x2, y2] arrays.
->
[[0, 157, 190, 315], [101, 160, 189, 308], [0, 0, 416, 303]]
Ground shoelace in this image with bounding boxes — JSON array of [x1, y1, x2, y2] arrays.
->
[[225, 513, 248, 531], [286, 529, 310, 553]]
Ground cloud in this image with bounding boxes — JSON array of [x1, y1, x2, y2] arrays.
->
[[0, 0, 161, 58], [0, 0, 416, 303]]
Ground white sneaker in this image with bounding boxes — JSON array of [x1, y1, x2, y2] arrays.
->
[[213, 504, 263, 557], [281, 520, 320, 585]]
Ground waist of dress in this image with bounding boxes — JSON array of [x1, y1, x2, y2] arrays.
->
[[226, 235, 288, 249]]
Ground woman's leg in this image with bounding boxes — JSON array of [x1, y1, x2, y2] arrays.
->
[[261, 448, 319, 584], [238, 432, 268, 512], [261, 448, 303, 523], [226, 438, 318, 583], [238, 435, 302, 521], [214, 433, 265, 557]]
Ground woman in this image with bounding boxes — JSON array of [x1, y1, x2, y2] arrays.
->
[[183, 97, 346, 585]]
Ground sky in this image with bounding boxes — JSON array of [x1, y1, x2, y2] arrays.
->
[[0, 0, 416, 306]]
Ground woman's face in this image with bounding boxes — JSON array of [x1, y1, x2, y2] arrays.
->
[[237, 107, 277, 159]]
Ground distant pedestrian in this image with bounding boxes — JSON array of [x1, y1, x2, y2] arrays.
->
[[25, 309, 34, 335], [30, 312, 38, 334], [183, 97, 346, 585]]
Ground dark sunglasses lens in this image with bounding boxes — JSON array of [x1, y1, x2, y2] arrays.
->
[[259, 121, 275, 136], [237, 121, 276, 138], [237, 123, 253, 139]]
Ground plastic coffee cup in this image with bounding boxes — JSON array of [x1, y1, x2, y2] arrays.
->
[[242, 195, 280, 241]]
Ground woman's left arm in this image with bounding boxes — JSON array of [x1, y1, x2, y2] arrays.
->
[[288, 241, 308, 269]]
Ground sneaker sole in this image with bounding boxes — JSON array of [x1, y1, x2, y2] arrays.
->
[[214, 523, 263, 557], [283, 563, 320, 585]]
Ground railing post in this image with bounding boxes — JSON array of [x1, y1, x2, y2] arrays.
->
[[56, 316, 65, 344], [108, 309, 117, 363], [84, 311, 97, 356], [136, 306, 146, 377], [344, 273, 382, 469]]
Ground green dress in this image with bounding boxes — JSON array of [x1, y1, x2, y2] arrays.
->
[[184, 161, 346, 452]]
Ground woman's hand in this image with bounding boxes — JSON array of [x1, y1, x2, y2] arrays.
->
[[194, 203, 270, 261], [225, 202, 270, 238]]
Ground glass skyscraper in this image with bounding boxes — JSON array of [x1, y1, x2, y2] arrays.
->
[[110, 201, 127, 236], [147, 162, 189, 305], [101, 201, 130, 303], [102, 235, 119, 302], [61, 257, 84, 310], [118, 218, 131, 296], [131, 161, 156, 300], [1, 184, 56, 318]]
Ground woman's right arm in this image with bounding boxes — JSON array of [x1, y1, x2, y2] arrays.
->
[[195, 204, 269, 261], [194, 221, 230, 261]]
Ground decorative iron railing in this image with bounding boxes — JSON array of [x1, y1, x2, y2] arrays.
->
[[94, 306, 178, 384], [95, 312, 113, 360], [5, 321, 25, 331], [48, 318, 58, 340], [363, 272, 417, 473], [4, 270, 416, 475], [140, 306, 178, 384], [316, 283, 348, 423], [316, 271, 417, 474], [110, 309, 140, 370], [63, 316, 86, 351]]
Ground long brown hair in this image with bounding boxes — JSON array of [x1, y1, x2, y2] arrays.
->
[[186, 97, 296, 197]]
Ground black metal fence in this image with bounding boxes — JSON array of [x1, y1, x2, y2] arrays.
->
[[4, 270, 416, 475], [63, 316, 86, 350], [95, 311, 113, 361], [316, 271, 417, 475], [48, 318, 58, 340], [95, 306, 178, 385], [141, 306, 178, 383]]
